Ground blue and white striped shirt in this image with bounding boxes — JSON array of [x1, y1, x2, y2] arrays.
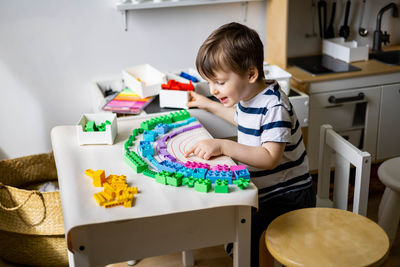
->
[[234, 81, 312, 204]]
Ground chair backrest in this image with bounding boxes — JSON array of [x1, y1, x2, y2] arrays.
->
[[317, 124, 371, 216]]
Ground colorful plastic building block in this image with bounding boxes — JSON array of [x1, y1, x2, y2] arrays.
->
[[124, 151, 148, 173], [234, 169, 250, 180], [177, 167, 194, 178], [167, 172, 184, 187], [85, 121, 97, 132], [194, 178, 212, 193], [139, 141, 154, 157], [85, 169, 106, 187], [183, 176, 196, 187], [143, 169, 157, 178], [192, 168, 207, 179], [211, 164, 230, 172], [154, 123, 170, 135], [179, 71, 199, 83], [155, 170, 169, 185], [214, 179, 229, 193], [161, 79, 194, 91], [233, 178, 250, 189], [206, 170, 233, 184], [143, 130, 157, 142]]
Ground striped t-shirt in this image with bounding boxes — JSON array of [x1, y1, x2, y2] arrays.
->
[[234, 81, 312, 204]]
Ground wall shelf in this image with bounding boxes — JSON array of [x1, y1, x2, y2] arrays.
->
[[116, 0, 263, 31]]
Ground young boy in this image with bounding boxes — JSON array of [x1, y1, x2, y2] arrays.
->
[[185, 22, 316, 267]]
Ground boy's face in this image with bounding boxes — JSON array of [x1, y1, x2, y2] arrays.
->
[[206, 69, 252, 107]]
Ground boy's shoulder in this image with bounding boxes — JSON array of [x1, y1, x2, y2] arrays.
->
[[258, 81, 291, 109]]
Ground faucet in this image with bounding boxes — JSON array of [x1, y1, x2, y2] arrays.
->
[[372, 2, 398, 52]]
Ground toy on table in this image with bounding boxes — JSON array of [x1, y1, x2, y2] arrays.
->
[[102, 88, 154, 115], [77, 113, 118, 145], [123, 110, 251, 193], [159, 79, 194, 109], [85, 169, 138, 208]]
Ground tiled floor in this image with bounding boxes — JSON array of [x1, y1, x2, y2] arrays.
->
[[1, 171, 399, 267]]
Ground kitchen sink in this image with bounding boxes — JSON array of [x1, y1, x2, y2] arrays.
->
[[369, 50, 400, 65]]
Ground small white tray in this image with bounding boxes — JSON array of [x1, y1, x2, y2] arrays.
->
[[323, 38, 368, 63], [122, 64, 166, 98], [264, 64, 292, 95], [76, 113, 118, 145]]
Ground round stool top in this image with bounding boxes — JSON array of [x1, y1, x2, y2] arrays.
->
[[378, 157, 400, 191], [265, 208, 389, 267]]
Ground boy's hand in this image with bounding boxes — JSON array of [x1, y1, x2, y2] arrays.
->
[[186, 91, 213, 110], [184, 139, 223, 160]]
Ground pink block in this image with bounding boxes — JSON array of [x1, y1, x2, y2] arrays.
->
[[230, 165, 246, 172], [211, 164, 230, 172]]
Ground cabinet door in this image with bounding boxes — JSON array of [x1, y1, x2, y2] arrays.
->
[[377, 83, 400, 160], [307, 86, 380, 171]]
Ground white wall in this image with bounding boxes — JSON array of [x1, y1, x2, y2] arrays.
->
[[287, 0, 400, 57], [0, 0, 266, 160]]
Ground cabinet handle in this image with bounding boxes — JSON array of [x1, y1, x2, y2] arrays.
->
[[328, 92, 365, 104]]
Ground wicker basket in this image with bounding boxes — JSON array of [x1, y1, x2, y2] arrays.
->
[[0, 153, 68, 266]]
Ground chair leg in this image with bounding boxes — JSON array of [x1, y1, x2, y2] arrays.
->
[[182, 250, 194, 267], [378, 187, 400, 246]]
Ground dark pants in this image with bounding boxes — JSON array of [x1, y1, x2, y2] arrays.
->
[[250, 186, 316, 267]]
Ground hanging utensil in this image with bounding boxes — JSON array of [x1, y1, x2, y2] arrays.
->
[[325, 0, 337, 38], [305, 0, 318, 38], [339, 0, 351, 39], [358, 0, 368, 37], [318, 0, 327, 38]]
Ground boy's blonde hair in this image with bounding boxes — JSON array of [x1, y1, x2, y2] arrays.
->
[[196, 22, 265, 82]]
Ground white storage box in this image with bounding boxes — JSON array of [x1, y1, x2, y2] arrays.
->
[[288, 88, 309, 127], [322, 38, 368, 63], [264, 64, 292, 95], [122, 64, 166, 98], [77, 113, 118, 145], [159, 89, 190, 109]]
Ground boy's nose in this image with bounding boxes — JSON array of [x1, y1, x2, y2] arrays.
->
[[209, 84, 218, 96]]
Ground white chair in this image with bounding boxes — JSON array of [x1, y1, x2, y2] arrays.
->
[[317, 124, 371, 216], [377, 157, 400, 246]]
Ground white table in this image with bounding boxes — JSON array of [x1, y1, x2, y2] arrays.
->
[[51, 114, 258, 267]]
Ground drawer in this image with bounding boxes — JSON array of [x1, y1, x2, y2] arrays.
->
[[289, 88, 309, 127]]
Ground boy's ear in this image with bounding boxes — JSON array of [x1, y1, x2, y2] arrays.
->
[[248, 66, 259, 83]]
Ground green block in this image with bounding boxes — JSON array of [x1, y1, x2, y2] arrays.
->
[[233, 178, 250, 190], [143, 169, 157, 178], [183, 176, 196, 187], [215, 179, 229, 193], [85, 120, 96, 132], [167, 173, 183, 187], [124, 151, 148, 173], [194, 178, 212, 193], [155, 171, 169, 185]]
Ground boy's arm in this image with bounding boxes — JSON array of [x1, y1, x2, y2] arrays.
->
[[187, 91, 237, 126], [185, 139, 285, 170]]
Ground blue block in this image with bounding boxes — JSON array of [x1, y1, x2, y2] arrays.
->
[[143, 130, 158, 142], [154, 123, 169, 135], [206, 170, 233, 184], [192, 168, 207, 179], [158, 160, 184, 172], [234, 169, 250, 180], [177, 167, 194, 178]]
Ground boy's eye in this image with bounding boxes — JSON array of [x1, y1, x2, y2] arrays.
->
[[216, 81, 225, 85]]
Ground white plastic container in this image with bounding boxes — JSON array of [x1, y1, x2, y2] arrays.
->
[[264, 64, 292, 95], [122, 64, 166, 98], [76, 113, 118, 145], [322, 38, 368, 63], [159, 89, 190, 109]]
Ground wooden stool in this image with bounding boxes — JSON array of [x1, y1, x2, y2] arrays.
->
[[265, 208, 389, 267], [378, 157, 400, 246]]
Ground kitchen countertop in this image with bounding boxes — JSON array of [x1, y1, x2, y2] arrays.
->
[[287, 45, 400, 92]]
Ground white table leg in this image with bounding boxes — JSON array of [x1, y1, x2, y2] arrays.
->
[[233, 206, 251, 267], [182, 250, 194, 267]]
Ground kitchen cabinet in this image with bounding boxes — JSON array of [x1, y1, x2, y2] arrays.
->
[[297, 71, 400, 171], [377, 83, 400, 160]]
